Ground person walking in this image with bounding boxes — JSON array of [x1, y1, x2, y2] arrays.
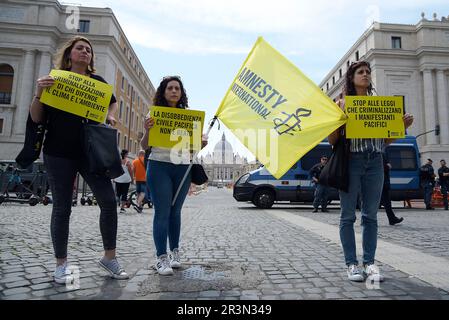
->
[[438, 159, 449, 210], [114, 149, 133, 213], [328, 60, 414, 282], [310, 155, 330, 213], [29, 36, 128, 283], [132, 150, 149, 213], [140, 76, 207, 275], [381, 153, 404, 225], [420, 159, 435, 210]]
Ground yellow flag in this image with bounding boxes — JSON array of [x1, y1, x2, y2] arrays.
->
[[215, 37, 346, 179]]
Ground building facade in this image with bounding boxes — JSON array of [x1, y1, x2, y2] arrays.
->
[[0, 0, 155, 160], [199, 133, 260, 185], [319, 13, 449, 162]]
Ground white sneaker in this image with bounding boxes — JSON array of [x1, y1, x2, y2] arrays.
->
[[363, 263, 385, 282], [155, 254, 174, 275], [169, 248, 181, 269], [346, 264, 364, 282], [53, 262, 74, 284]]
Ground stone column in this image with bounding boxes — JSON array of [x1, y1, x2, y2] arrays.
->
[[37, 51, 52, 78], [14, 50, 36, 135], [422, 69, 437, 145], [436, 69, 449, 144]]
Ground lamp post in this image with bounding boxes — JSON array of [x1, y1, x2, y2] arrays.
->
[[416, 125, 440, 139]]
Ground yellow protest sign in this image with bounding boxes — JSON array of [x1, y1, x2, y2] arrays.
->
[[345, 96, 404, 139], [40, 70, 113, 123], [148, 106, 205, 151], [215, 37, 346, 179]]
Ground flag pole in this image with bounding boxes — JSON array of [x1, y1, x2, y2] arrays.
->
[[171, 116, 218, 206]]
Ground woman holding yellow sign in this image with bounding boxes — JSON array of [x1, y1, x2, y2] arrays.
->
[[328, 61, 413, 283], [29, 36, 128, 284], [141, 76, 207, 275]]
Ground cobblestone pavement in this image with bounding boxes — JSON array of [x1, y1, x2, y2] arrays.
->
[[1, 188, 449, 300]]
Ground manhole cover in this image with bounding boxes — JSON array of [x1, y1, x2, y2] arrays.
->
[[181, 266, 226, 281]]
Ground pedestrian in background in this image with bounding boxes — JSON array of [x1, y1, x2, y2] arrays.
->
[[420, 159, 435, 210], [141, 76, 207, 275], [438, 159, 449, 210], [381, 153, 404, 225], [114, 149, 133, 213], [310, 155, 330, 213], [328, 60, 414, 283], [29, 36, 128, 283], [132, 150, 149, 213]]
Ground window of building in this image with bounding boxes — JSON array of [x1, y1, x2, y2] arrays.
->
[[119, 101, 123, 120], [127, 84, 130, 96], [124, 135, 127, 149], [326, 83, 329, 91], [126, 106, 129, 124], [339, 69, 342, 78], [121, 76, 125, 90], [392, 36, 402, 49], [78, 20, 90, 33], [347, 60, 350, 68], [0, 64, 14, 104], [117, 132, 121, 147], [332, 76, 335, 85], [134, 141, 138, 154], [131, 111, 134, 129], [0, 118, 3, 134], [355, 51, 359, 61]]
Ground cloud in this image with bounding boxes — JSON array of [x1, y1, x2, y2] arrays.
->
[[78, 0, 449, 55]]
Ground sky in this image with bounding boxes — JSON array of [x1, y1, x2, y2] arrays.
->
[[72, 0, 448, 160]]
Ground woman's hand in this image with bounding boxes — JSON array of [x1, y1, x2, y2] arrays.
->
[[106, 114, 117, 126], [35, 75, 54, 97], [144, 116, 155, 131], [403, 113, 414, 129]]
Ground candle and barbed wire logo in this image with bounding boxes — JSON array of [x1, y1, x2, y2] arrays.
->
[[65, 6, 80, 31]]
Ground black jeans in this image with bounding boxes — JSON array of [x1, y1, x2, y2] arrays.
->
[[44, 154, 117, 259]]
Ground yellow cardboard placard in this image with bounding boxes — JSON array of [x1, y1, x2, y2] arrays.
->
[[345, 96, 404, 138], [215, 37, 346, 179], [40, 70, 113, 123], [148, 106, 205, 151]]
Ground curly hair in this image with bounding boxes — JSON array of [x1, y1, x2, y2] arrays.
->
[[53, 36, 96, 74], [153, 76, 188, 108], [343, 61, 373, 96]]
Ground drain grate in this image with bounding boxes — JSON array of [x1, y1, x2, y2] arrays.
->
[[181, 266, 226, 281]]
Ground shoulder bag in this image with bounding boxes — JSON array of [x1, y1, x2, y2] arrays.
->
[[16, 113, 46, 169], [82, 123, 124, 179], [319, 133, 350, 192], [191, 164, 208, 185]]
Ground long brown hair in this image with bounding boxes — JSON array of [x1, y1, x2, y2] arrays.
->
[[343, 61, 373, 96], [153, 76, 188, 108], [53, 36, 96, 74]]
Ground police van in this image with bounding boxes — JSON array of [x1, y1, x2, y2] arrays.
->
[[233, 135, 422, 208]]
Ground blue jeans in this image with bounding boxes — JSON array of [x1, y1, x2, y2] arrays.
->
[[313, 184, 329, 209], [147, 160, 191, 257], [339, 152, 383, 266]]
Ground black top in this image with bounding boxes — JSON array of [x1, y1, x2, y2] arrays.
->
[[310, 163, 325, 183], [43, 74, 116, 159], [420, 163, 435, 183], [438, 166, 449, 186]]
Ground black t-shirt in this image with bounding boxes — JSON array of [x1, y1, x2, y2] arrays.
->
[[43, 73, 117, 159]]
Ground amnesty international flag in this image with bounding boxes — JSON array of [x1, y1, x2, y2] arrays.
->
[[215, 37, 346, 179]]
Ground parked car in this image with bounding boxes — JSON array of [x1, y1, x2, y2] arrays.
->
[[233, 136, 423, 209]]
